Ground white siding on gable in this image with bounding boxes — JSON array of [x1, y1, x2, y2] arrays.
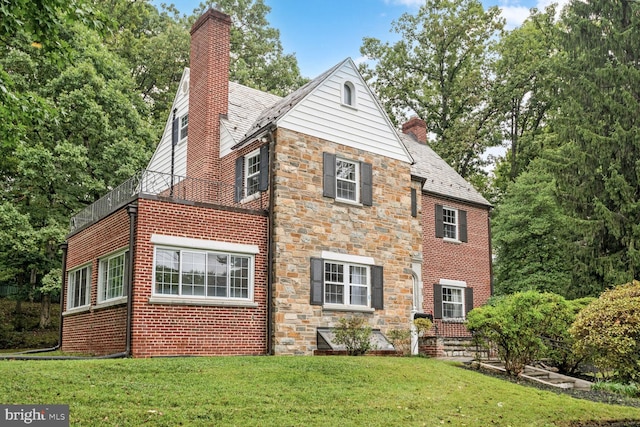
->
[[220, 121, 235, 158], [277, 61, 411, 163], [146, 69, 189, 178]]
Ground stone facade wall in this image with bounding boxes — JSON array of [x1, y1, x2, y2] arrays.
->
[[420, 194, 492, 338], [271, 128, 421, 355], [131, 198, 269, 357], [62, 208, 130, 355]]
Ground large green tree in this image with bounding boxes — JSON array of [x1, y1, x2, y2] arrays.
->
[[490, 6, 559, 199], [548, 0, 640, 293], [360, 0, 504, 180]]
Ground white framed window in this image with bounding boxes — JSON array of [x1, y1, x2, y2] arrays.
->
[[98, 250, 127, 303], [342, 81, 356, 107], [442, 206, 458, 240], [336, 158, 359, 202], [180, 114, 188, 140], [67, 264, 91, 310], [154, 247, 253, 300], [442, 286, 464, 319], [245, 149, 261, 198], [324, 261, 370, 307]]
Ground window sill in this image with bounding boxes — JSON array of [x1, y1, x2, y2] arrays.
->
[[340, 102, 358, 111], [241, 192, 261, 204], [441, 318, 466, 324], [443, 237, 462, 244], [334, 198, 363, 207], [148, 296, 258, 308], [62, 306, 91, 317], [322, 304, 375, 313], [94, 297, 128, 310]]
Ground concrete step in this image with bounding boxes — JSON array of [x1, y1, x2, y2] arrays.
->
[[477, 361, 593, 391]]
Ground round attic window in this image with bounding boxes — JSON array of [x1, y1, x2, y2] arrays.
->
[[181, 78, 189, 95]]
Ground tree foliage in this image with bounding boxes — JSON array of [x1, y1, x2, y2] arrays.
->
[[492, 161, 574, 297], [546, 0, 640, 292], [360, 0, 504, 180], [570, 280, 640, 383]]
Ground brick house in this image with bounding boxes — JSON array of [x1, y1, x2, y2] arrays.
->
[[61, 9, 492, 357]]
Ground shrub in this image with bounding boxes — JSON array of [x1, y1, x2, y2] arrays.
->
[[387, 328, 411, 355], [333, 316, 372, 356], [413, 318, 433, 336], [591, 381, 640, 398], [570, 280, 640, 383], [467, 291, 573, 376]]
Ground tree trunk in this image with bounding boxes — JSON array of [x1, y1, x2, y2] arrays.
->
[[39, 293, 51, 329]]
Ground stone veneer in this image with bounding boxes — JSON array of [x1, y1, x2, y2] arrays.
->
[[271, 128, 422, 355]]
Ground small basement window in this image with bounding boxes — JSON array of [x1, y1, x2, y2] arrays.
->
[[316, 327, 394, 351]]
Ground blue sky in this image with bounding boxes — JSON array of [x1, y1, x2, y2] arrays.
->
[[160, 0, 568, 78]]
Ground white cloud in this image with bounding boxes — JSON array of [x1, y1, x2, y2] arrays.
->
[[384, 0, 423, 7], [499, 5, 531, 29]]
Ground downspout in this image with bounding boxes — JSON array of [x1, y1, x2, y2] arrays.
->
[[265, 127, 276, 355], [58, 243, 68, 350], [488, 208, 493, 296], [126, 203, 138, 356]]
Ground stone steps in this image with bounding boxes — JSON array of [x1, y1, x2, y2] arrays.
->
[[476, 360, 593, 391]]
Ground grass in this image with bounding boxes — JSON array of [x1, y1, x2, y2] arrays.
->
[[1, 356, 639, 426]]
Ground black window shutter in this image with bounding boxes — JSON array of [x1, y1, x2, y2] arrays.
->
[[360, 162, 373, 206], [411, 188, 417, 217], [371, 265, 383, 309], [172, 117, 179, 146], [458, 209, 468, 242], [323, 152, 336, 198], [435, 204, 444, 238], [464, 287, 474, 316], [234, 157, 244, 203], [433, 284, 443, 319], [310, 257, 324, 305], [259, 145, 269, 192]]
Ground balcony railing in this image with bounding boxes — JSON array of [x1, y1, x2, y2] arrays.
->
[[69, 170, 264, 233]]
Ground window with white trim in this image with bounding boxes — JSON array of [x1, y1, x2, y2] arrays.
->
[[441, 286, 464, 319], [98, 251, 126, 302], [154, 247, 253, 300], [324, 261, 370, 307], [67, 265, 91, 309], [245, 150, 261, 198], [336, 158, 359, 202], [180, 114, 188, 140], [442, 207, 457, 239]]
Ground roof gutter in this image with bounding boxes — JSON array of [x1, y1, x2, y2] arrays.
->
[[232, 124, 276, 151]]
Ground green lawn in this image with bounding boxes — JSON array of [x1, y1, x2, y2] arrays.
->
[[1, 356, 638, 426]]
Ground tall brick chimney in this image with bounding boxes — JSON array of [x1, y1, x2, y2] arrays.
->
[[402, 116, 427, 144], [188, 9, 231, 182]]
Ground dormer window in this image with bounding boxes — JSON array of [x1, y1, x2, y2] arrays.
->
[[343, 81, 356, 107]]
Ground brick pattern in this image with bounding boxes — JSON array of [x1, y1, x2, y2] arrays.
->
[[420, 194, 492, 338], [402, 117, 427, 144], [270, 128, 422, 355], [62, 209, 130, 355], [188, 9, 231, 183], [130, 198, 269, 357]]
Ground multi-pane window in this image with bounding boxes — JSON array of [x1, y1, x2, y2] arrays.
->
[[98, 251, 126, 302], [324, 261, 369, 307], [180, 114, 188, 140], [336, 159, 358, 202], [245, 150, 261, 197], [442, 286, 464, 319], [67, 265, 91, 309], [154, 248, 252, 299], [442, 207, 457, 239]]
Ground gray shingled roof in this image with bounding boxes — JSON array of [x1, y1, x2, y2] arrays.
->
[[223, 81, 282, 143], [401, 134, 491, 207], [235, 59, 346, 146]]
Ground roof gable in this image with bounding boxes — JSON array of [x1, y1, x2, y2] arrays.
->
[[240, 58, 412, 163]]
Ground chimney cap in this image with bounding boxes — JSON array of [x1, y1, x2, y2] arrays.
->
[[191, 8, 232, 35]]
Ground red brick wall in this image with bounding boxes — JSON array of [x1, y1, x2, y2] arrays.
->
[[188, 9, 231, 183], [421, 194, 492, 338], [131, 198, 269, 357], [62, 208, 130, 355]]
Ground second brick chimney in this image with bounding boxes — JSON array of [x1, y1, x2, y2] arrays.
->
[[188, 9, 231, 182], [402, 116, 427, 144]]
